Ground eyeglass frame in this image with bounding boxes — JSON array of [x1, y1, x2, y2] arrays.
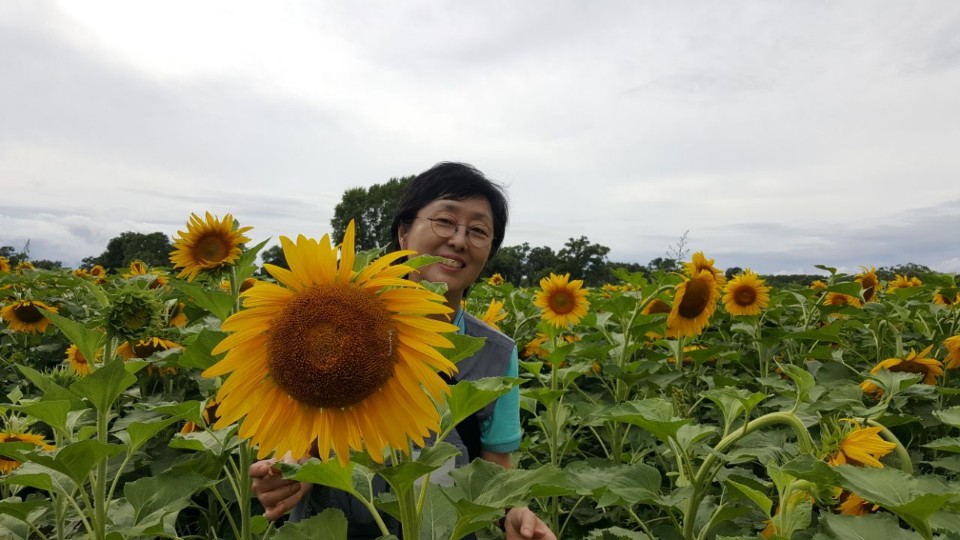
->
[[414, 216, 496, 249]]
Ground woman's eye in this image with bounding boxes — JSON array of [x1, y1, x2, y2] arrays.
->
[[470, 227, 491, 238], [434, 217, 456, 227]]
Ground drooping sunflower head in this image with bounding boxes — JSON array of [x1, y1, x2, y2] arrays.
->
[[480, 299, 507, 330], [203, 221, 459, 464], [860, 344, 943, 394], [825, 421, 896, 468], [534, 273, 590, 329], [103, 288, 163, 341], [65, 344, 101, 376], [944, 335, 960, 370], [933, 289, 960, 307], [855, 266, 880, 303], [722, 269, 770, 317], [836, 492, 879, 516], [487, 273, 505, 286], [0, 300, 58, 334], [685, 252, 725, 287], [666, 270, 719, 338], [170, 212, 253, 281], [0, 432, 55, 473], [116, 336, 180, 360]]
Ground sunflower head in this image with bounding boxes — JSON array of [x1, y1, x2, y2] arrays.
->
[[0, 300, 58, 334], [15, 261, 35, 273], [836, 491, 879, 516], [487, 273, 505, 286], [860, 344, 943, 394], [944, 335, 960, 370], [666, 270, 719, 338], [65, 344, 101, 376], [116, 336, 180, 360], [824, 420, 896, 468], [855, 267, 880, 303], [0, 256, 10, 273], [480, 299, 507, 330], [823, 292, 861, 309], [685, 252, 725, 287], [103, 288, 163, 341], [534, 273, 590, 329], [203, 221, 460, 464], [887, 274, 922, 293], [810, 280, 829, 291], [0, 431, 55, 473], [170, 212, 253, 281], [933, 289, 960, 307], [722, 269, 770, 316], [168, 302, 188, 328]]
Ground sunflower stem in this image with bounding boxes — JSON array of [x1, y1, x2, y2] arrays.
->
[[237, 440, 253, 540]]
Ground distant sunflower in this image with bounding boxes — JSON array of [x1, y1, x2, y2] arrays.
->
[[0, 432, 55, 473], [220, 278, 258, 293], [169, 302, 188, 328], [827, 423, 896, 468], [836, 492, 878, 516], [480, 299, 507, 330], [123, 260, 168, 289], [855, 266, 880, 303], [89, 265, 108, 284], [16, 261, 34, 272], [203, 221, 458, 464], [666, 270, 719, 338], [487, 273, 505, 286], [1, 300, 58, 334], [860, 345, 943, 395], [73, 268, 89, 278], [722, 270, 770, 316], [887, 274, 922, 293], [523, 334, 549, 358], [0, 256, 10, 273], [180, 399, 220, 434], [933, 290, 960, 307], [810, 280, 828, 291], [116, 337, 181, 360], [65, 344, 100, 376], [534, 273, 590, 329], [943, 335, 960, 370], [685, 252, 725, 287], [823, 292, 861, 308], [170, 212, 253, 281]]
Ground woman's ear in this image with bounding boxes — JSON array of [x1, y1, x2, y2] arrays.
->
[[397, 224, 409, 250]]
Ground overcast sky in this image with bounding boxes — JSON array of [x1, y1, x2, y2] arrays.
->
[[2, 1, 959, 275]]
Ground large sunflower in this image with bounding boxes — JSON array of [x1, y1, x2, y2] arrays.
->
[[0, 432, 55, 473], [65, 344, 100, 376], [1, 300, 58, 333], [860, 344, 943, 395], [685, 252, 725, 287], [827, 423, 896, 468], [666, 270, 719, 338], [170, 212, 253, 281], [722, 270, 770, 316], [480, 299, 507, 330], [943, 335, 960, 370], [855, 266, 880, 303], [203, 221, 458, 464], [534, 273, 590, 329]]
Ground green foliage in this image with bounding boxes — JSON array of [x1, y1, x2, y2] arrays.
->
[[82, 231, 173, 270], [330, 176, 412, 251]]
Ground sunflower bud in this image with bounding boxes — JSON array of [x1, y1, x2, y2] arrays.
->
[[103, 288, 163, 341]]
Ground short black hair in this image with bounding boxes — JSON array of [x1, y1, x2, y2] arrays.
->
[[390, 162, 509, 259]]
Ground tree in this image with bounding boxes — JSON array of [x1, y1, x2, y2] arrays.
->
[[1, 243, 29, 266], [725, 267, 743, 280], [484, 243, 529, 285], [331, 176, 413, 252], [646, 257, 681, 274], [557, 236, 611, 286], [258, 245, 289, 276], [82, 232, 173, 270], [526, 246, 560, 285]]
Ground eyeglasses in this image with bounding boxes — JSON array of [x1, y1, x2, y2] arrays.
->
[[416, 216, 495, 248]]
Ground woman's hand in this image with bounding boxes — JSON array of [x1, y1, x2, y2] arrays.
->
[[504, 507, 556, 540], [250, 458, 311, 521]]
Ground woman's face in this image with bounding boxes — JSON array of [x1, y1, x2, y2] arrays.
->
[[398, 196, 494, 302]]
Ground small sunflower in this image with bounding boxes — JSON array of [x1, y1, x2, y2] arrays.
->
[[887, 274, 922, 293], [88, 265, 108, 284], [203, 221, 459, 465], [480, 299, 507, 330], [170, 212, 253, 281], [65, 344, 100, 376], [0, 432, 55, 473], [1, 300, 58, 334], [642, 298, 672, 316], [180, 399, 221, 434], [116, 337, 181, 360], [104, 288, 163, 341], [73, 268, 89, 278], [685, 252, 725, 287], [933, 290, 960, 307], [123, 260, 169, 289], [855, 267, 880, 303], [823, 292, 861, 308], [810, 280, 828, 291], [487, 273, 505, 286], [666, 270, 719, 338], [827, 423, 896, 468], [722, 270, 770, 316], [860, 344, 943, 395], [16, 261, 35, 272], [169, 302, 188, 328], [534, 273, 590, 329], [836, 492, 879, 516], [0, 256, 10, 273], [943, 335, 960, 370], [219, 277, 259, 293]]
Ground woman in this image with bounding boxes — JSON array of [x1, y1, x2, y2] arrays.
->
[[250, 162, 555, 540]]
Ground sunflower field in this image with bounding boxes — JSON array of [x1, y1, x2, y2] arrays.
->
[[1, 215, 960, 540]]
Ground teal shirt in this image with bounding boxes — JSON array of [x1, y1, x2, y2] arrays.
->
[[453, 309, 522, 454]]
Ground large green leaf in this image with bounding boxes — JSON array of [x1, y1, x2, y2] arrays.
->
[[923, 437, 960, 453], [171, 281, 235, 321], [702, 388, 768, 428], [419, 486, 458, 540], [933, 406, 960, 428], [70, 358, 137, 414], [783, 325, 842, 343], [27, 439, 126, 485], [281, 459, 373, 500], [441, 377, 517, 437], [124, 471, 216, 525], [566, 462, 662, 507], [819, 512, 923, 539], [778, 364, 816, 404], [602, 398, 691, 442], [15, 400, 72, 435], [586, 527, 651, 539], [272, 508, 348, 540], [724, 479, 772, 516], [42, 311, 105, 366], [177, 328, 227, 370], [0, 499, 49, 523], [169, 424, 240, 456], [443, 334, 487, 364]]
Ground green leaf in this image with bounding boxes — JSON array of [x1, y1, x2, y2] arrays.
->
[[272, 508, 349, 540], [419, 486, 457, 540], [3, 463, 77, 496], [933, 406, 960, 428], [29, 439, 126, 485], [566, 462, 662, 507], [169, 425, 240, 456], [178, 328, 227, 370], [41, 311, 105, 366], [0, 499, 49, 523], [778, 364, 816, 403], [171, 281, 235, 321], [126, 415, 191, 453], [724, 479, 772, 516], [674, 424, 718, 452], [586, 527, 651, 539], [70, 358, 137, 414], [923, 437, 960, 453], [281, 459, 372, 499], [442, 377, 516, 437], [783, 325, 842, 343], [703, 388, 768, 428], [602, 398, 691, 442], [819, 512, 923, 540], [16, 400, 72, 435], [779, 455, 840, 485], [124, 471, 216, 525], [443, 334, 486, 364]]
